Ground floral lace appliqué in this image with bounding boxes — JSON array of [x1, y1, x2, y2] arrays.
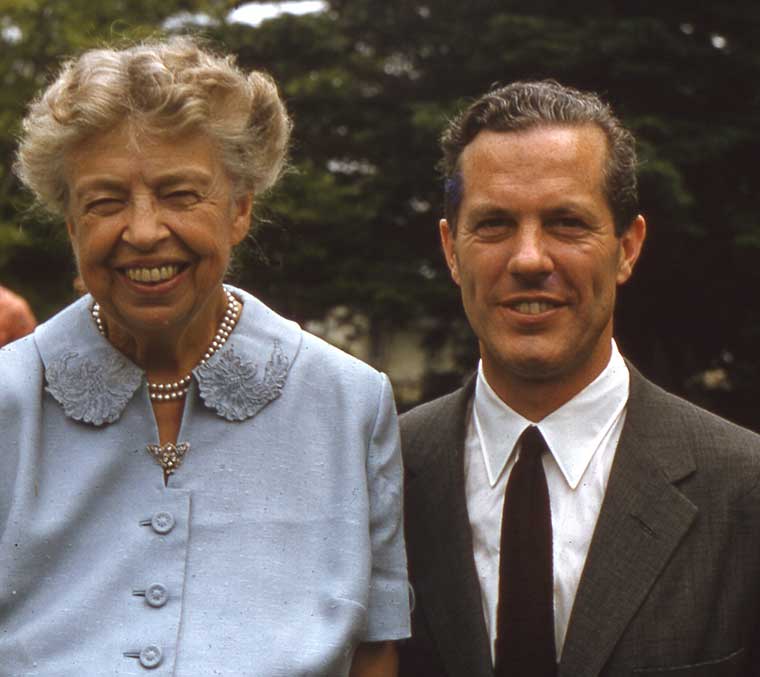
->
[[196, 340, 289, 421], [45, 351, 142, 426]]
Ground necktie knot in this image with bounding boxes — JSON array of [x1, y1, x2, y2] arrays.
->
[[517, 425, 548, 464]]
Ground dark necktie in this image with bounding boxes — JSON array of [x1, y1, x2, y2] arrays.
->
[[494, 425, 557, 676]]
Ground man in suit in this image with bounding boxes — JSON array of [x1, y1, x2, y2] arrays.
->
[[398, 80, 760, 676]]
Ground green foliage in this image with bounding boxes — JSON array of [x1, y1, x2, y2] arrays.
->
[[1, 0, 759, 427], [232, 0, 760, 430], [0, 221, 31, 268]]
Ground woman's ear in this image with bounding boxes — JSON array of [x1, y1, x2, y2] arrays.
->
[[230, 193, 254, 245]]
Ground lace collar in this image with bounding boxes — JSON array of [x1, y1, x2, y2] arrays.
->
[[35, 287, 302, 426]]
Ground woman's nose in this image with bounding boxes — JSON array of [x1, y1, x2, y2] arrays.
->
[[122, 198, 169, 250]]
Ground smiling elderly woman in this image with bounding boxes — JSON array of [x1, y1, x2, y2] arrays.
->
[[0, 38, 409, 676]]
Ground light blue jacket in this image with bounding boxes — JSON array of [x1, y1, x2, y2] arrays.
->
[[0, 287, 410, 676]]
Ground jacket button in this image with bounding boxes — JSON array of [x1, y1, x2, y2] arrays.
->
[[145, 583, 169, 608], [151, 511, 175, 534], [139, 645, 163, 669]]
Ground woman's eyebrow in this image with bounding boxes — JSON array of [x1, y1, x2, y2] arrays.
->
[[72, 170, 215, 200], [151, 169, 214, 189], [72, 177, 126, 201]]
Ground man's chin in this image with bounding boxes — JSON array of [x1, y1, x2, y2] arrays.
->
[[506, 357, 568, 383], [483, 345, 583, 384], [482, 339, 611, 395]]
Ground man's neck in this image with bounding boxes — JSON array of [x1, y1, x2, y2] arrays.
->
[[482, 344, 613, 422]]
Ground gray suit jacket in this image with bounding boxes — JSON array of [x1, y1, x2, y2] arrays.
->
[[398, 367, 760, 676]]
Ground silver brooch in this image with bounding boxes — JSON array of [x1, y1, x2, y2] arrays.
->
[[146, 442, 190, 474]]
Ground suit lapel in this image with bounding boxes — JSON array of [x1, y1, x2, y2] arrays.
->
[[404, 379, 494, 677], [559, 369, 698, 677]]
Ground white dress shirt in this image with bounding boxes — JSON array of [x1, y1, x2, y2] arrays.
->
[[464, 341, 629, 663]]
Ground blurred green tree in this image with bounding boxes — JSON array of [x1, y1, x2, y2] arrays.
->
[[2, 0, 758, 427], [220, 1, 760, 425]]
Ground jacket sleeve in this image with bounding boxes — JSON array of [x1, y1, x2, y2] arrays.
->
[[363, 373, 411, 641]]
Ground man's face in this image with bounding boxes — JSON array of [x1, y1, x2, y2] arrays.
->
[[441, 124, 645, 400]]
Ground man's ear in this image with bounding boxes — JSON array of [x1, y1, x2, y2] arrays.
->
[[230, 192, 254, 246], [617, 214, 646, 284], [440, 218, 461, 286]]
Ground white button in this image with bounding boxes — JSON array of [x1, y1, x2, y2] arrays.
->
[[145, 583, 168, 608], [151, 512, 175, 534], [139, 645, 162, 669]]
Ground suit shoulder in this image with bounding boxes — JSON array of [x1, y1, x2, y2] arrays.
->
[[634, 375, 760, 453], [401, 388, 464, 437], [630, 374, 760, 501], [236, 286, 383, 389], [671, 393, 760, 473], [298, 328, 382, 381], [399, 380, 474, 472], [289, 329, 391, 422]]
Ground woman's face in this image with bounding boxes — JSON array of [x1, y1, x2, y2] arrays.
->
[[64, 123, 252, 339]]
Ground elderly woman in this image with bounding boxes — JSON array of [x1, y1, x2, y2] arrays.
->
[[0, 38, 409, 675]]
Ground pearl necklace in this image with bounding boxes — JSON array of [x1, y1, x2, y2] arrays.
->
[[91, 287, 242, 402]]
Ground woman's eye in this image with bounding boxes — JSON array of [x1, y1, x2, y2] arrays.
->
[[85, 198, 124, 215], [164, 191, 201, 207]]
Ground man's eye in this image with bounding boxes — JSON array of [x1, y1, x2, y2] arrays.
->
[[472, 219, 512, 238], [476, 219, 509, 231], [551, 217, 586, 230]]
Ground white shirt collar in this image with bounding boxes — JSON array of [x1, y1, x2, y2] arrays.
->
[[473, 340, 629, 489]]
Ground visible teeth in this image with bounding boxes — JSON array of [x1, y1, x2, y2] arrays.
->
[[125, 265, 180, 283], [515, 301, 554, 314]]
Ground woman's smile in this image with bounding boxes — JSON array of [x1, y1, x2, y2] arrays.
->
[[123, 263, 183, 284], [117, 261, 192, 297]]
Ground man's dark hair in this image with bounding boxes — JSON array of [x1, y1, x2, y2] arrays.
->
[[440, 80, 638, 236]]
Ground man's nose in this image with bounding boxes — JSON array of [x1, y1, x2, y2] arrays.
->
[[122, 198, 169, 250], [506, 223, 554, 279]]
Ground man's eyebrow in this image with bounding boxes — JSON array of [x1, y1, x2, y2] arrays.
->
[[466, 204, 515, 221], [464, 200, 602, 224], [542, 201, 597, 220]]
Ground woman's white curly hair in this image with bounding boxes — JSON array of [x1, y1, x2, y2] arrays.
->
[[15, 36, 292, 216]]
